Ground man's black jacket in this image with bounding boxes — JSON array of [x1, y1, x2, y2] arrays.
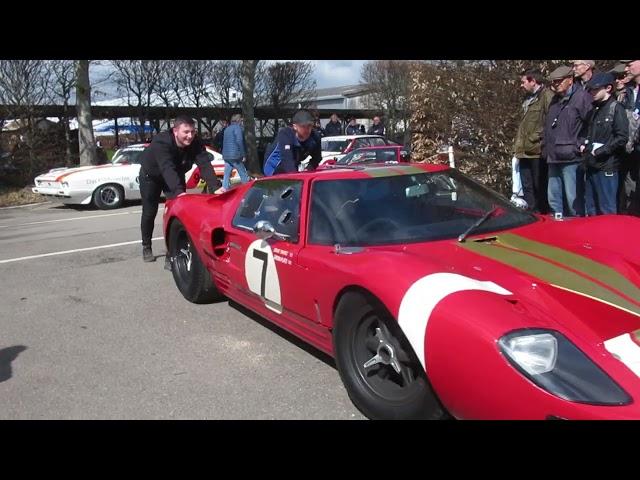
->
[[140, 131, 219, 197]]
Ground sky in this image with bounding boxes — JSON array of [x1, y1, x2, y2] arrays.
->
[[90, 60, 369, 100]]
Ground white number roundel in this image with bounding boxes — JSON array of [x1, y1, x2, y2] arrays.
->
[[245, 239, 282, 314]]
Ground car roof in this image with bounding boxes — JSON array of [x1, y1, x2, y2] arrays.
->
[[347, 145, 405, 151], [263, 163, 448, 182], [119, 143, 149, 149], [321, 135, 384, 141]]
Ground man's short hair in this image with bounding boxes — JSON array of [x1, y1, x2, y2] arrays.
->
[[520, 68, 545, 85], [173, 115, 196, 128]]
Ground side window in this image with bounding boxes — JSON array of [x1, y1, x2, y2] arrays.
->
[[129, 151, 143, 164], [232, 180, 303, 243], [353, 138, 370, 149], [369, 137, 386, 147]]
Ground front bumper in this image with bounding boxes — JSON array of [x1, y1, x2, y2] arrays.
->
[[31, 186, 93, 205]]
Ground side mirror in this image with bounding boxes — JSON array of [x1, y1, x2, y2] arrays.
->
[[253, 220, 275, 240], [252, 220, 291, 241], [324, 159, 336, 166]]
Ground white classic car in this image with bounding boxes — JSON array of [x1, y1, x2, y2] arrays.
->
[[32, 143, 237, 209]]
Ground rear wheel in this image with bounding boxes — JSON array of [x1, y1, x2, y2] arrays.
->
[[169, 220, 223, 304], [92, 184, 124, 209], [333, 291, 448, 420]]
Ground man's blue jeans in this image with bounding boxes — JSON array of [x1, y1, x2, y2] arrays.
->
[[548, 162, 583, 217], [585, 168, 618, 215], [222, 157, 250, 190]]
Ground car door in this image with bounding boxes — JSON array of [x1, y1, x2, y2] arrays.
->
[[224, 179, 314, 322]]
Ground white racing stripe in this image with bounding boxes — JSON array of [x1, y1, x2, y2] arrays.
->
[[398, 273, 512, 372], [0, 236, 164, 264], [604, 333, 640, 378], [0, 210, 142, 229]]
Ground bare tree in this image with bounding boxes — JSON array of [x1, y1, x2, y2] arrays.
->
[[47, 60, 76, 165], [155, 60, 187, 131], [76, 60, 97, 167], [0, 60, 52, 182], [253, 61, 275, 140], [111, 60, 163, 141], [240, 60, 259, 174], [206, 60, 240, 108], [264, 61, 316, 126], [179, 60, 216, 135], [361, 60, 413, 142]]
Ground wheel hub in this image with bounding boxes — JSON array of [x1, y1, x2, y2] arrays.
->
[[363, 327, 402, 374], [179, 245, 192, 271]]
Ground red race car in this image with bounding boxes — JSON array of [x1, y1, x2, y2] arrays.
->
[[163, 163, 640, 419]]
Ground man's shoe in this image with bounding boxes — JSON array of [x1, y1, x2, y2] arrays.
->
[[214, 187, 227, 194], [143, 246, 155, 262], [164, 254, 172, 271]]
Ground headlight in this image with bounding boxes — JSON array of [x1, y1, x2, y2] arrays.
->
[[61, 182, 69, 188], [499, 329, 631, 406], [500, 333, 557, 375]]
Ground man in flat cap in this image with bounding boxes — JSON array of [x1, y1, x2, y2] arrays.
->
[[542, 65, 593, 217], [580, 72, 629, 215], [573, 60, 596, 90], [609, 63, 634, 109], [263, 109, 322, 175]]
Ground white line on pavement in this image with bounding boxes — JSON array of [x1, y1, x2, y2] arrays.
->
[[0, 210, 142, 229], [0, 236, 164, 264], [0, 201, 50, 210]]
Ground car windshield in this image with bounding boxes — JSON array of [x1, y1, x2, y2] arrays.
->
[[308, 169, 537, 246], [112, 147, 145, 164], [321, 140, 349, 152], [337, 148, 399, 165]]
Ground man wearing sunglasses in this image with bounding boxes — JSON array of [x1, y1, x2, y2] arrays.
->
[[542, 65, 593, 217], [618, 60, 640, 214]]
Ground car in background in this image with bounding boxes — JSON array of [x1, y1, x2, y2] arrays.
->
[[320, 135, 398, 162], [32, 143, 232, 209], [321, 145, 411, 167]]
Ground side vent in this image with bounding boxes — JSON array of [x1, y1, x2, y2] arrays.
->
[[212, 228, 227, 257]]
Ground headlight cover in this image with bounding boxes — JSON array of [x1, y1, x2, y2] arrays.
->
[[499, 329, 631, 406]]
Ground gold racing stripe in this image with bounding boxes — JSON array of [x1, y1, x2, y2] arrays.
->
[[459, 237, 640, 318], [497, 233, 640, 305]]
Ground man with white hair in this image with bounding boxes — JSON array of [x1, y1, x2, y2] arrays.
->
[[573, 60, 596, 90]]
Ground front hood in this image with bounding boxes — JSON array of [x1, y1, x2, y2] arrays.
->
[[373, 216, 640, 345]]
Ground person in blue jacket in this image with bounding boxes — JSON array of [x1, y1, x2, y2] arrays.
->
[[263, 110, 323, 176]]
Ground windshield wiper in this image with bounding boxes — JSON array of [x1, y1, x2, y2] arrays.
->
[[457, 207, 499, 243]]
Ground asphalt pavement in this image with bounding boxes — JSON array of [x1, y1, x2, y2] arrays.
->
[[0, 199, 364, 419]]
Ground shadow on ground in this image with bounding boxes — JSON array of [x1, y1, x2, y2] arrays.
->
[[0, 345, 27, 383]]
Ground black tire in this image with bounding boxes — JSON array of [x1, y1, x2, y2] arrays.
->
[[169, 220, 223, 304], [333, 291, 448, 420], [92, 184, 124, 209]]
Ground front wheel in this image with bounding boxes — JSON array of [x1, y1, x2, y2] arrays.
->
[[333, 291, 448, 420], [93, 184, 124, 209], [169, 220, 223, 304]]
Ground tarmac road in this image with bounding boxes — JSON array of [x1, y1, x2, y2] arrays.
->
[[0, 199, 364, 419]]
